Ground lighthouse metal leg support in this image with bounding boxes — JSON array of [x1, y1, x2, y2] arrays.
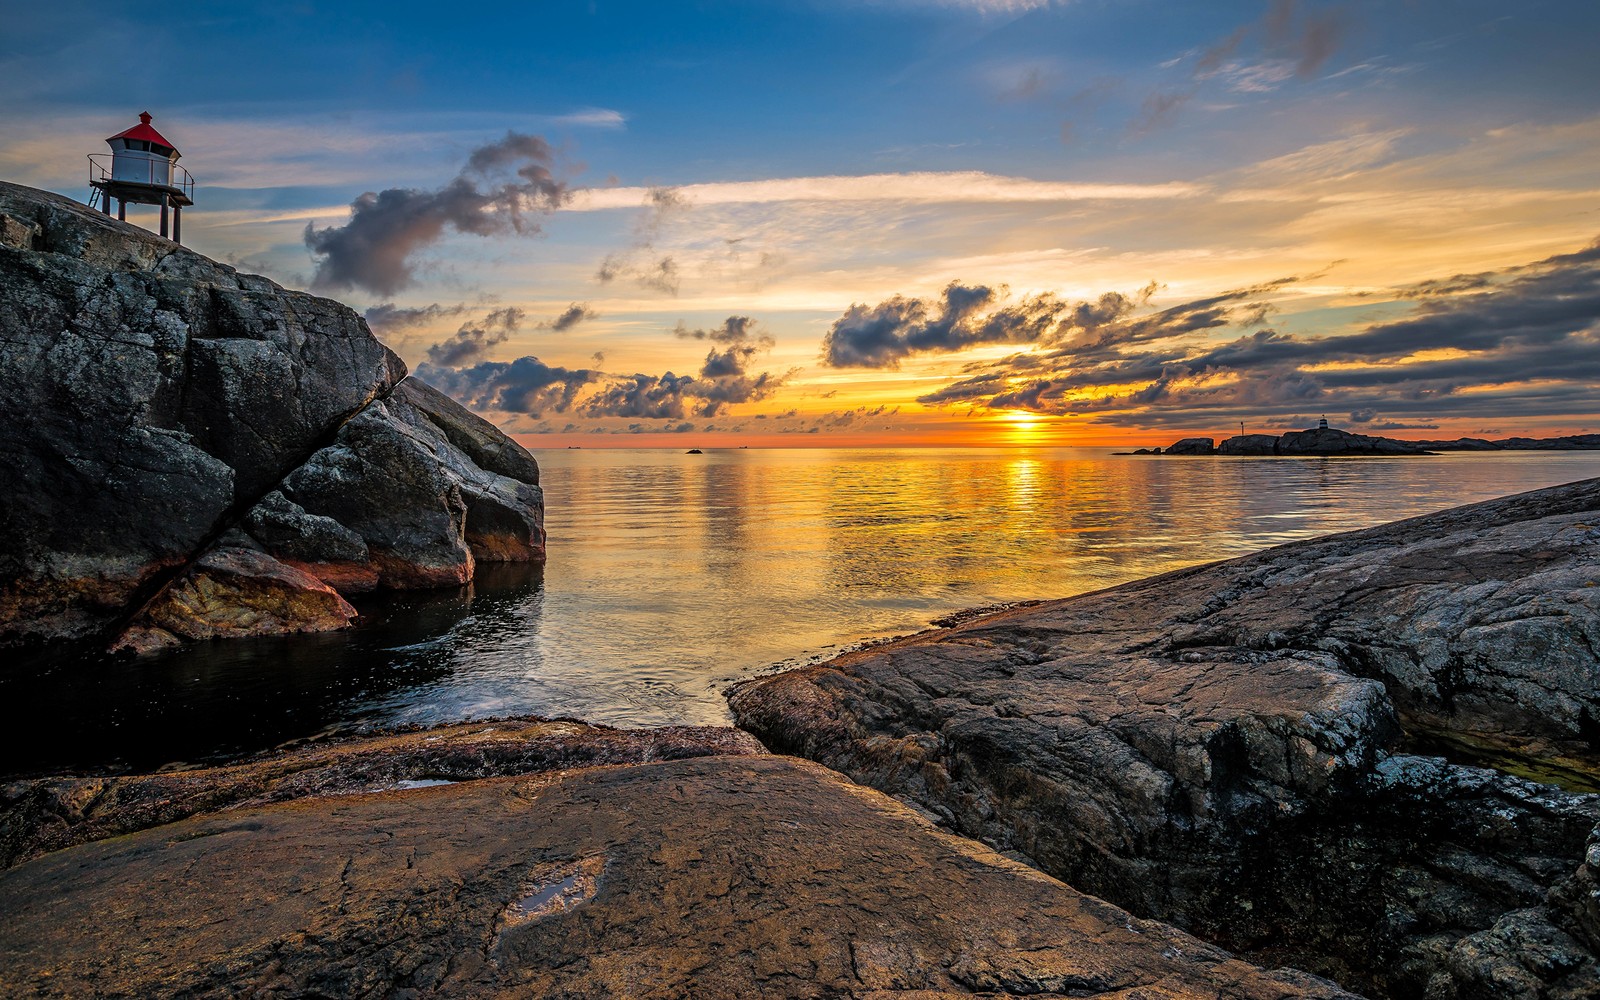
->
[[117, 199, 126, 222], [159, 196, 169, 240], [173, 206, 181, 245]]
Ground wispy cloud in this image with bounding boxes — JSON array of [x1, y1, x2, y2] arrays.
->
[[1134, 0, 1356, 133], [594, 186, 688, 295], [872, 0, 1053, 13], [567, 172, 1203, 211]]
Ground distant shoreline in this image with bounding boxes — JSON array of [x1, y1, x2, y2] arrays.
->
[[1122, 427, 1600, 458]]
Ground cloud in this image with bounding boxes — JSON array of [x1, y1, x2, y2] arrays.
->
[[674, 315, 775, 349], [1134, 90, 1196, 133], [580, 317, 787, 419], [1366, 420, 1440, 431], [910, 237, 1600, 428], [424, 306, 524, 367], [363, 302, 468, 334], [592, 186, 690, 295], [903, 0, 1051, 11], [821, 282, 1166, 368], [580, 372, 699, 419], [304, 131, 570, 296], [566, 172, 1203, 210], [1262, 0, 1350, 78], [1137, 0, 1354, 131], [416, 356, 599, 417], [821, 283, 997, 367], [1195, 26, 1250, 76], [691, 343, 786, 413], [546, 303, 597, 331], [420, 310, 787, 422]]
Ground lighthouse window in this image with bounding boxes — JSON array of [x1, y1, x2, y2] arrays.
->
[[127, 140, 150, 152]]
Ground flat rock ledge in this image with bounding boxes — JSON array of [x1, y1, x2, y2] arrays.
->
[[0, 754, 1357, 1000], [730, 478, 1600, 1000], [0, 716, 763, 871]]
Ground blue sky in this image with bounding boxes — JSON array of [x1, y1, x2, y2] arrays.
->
[[5, 1, 1599, 445]]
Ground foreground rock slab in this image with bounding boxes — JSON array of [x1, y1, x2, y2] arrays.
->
[[731, 478, 1600, 999], [0, 716, 762, 870], [0, 755, 1355, 1000]]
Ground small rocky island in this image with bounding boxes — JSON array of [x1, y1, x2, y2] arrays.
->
[[0, 182, 544, 654], [2, 181, 1598, 999], [1137, 424, 1600, 457]]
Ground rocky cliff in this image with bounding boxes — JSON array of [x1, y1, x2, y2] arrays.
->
[[730, 478, 1600, 999], [0, 182, 543, 653]]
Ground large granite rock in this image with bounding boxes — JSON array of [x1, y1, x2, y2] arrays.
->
[[0, 182, 543, 651], [730, 478, 1600, 999], [1217, 433, 1280, 456], [0, 754, 1358, 999], [1183, 428, 1430, 457], [1165, 436, 1216, 455], [277, 379, 545, 590], [1274, 426, 1426, 455]]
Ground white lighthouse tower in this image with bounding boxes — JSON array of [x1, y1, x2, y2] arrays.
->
[[88, 112, 195, 244]]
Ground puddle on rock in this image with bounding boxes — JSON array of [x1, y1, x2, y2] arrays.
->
[[500, 855, 606, 930], [393, 778, 455, 790]]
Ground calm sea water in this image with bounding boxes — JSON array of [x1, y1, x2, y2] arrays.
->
[[7, 448, 1600, 776]]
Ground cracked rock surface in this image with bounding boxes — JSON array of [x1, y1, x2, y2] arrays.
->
[[730, 478, 1600, 999], [0, 754, 1357, 1000], [0, 182, 542, 651]]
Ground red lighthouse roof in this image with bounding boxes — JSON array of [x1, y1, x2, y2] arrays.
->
[[107, 112, 178, 153]]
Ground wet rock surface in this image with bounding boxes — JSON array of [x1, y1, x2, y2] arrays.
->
[[0, 754, 1358, 1000], [112, 545, 360, 654], [0, 182, 542, 651], [0, 716, 762, 871], [730, 478, 1600, 999]]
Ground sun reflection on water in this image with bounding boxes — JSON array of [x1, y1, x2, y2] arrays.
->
[[7, 448, 1600, 775]]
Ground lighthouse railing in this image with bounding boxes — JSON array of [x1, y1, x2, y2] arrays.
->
[[87, 153, 195, 201]]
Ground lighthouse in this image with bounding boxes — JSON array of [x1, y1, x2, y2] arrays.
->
[[87, 112, 195, 244]]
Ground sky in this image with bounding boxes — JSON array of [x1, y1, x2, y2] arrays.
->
[[4, 0, 1598, 448]]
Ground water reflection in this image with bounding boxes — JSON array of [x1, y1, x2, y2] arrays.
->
[[6, 448, 1599, 776], [1, 565, 544, 775]]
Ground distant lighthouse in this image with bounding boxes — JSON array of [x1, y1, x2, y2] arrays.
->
[[87, 112, 195, 244]]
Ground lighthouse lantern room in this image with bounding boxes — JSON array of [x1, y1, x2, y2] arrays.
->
[[88, 112, 195, 244]]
